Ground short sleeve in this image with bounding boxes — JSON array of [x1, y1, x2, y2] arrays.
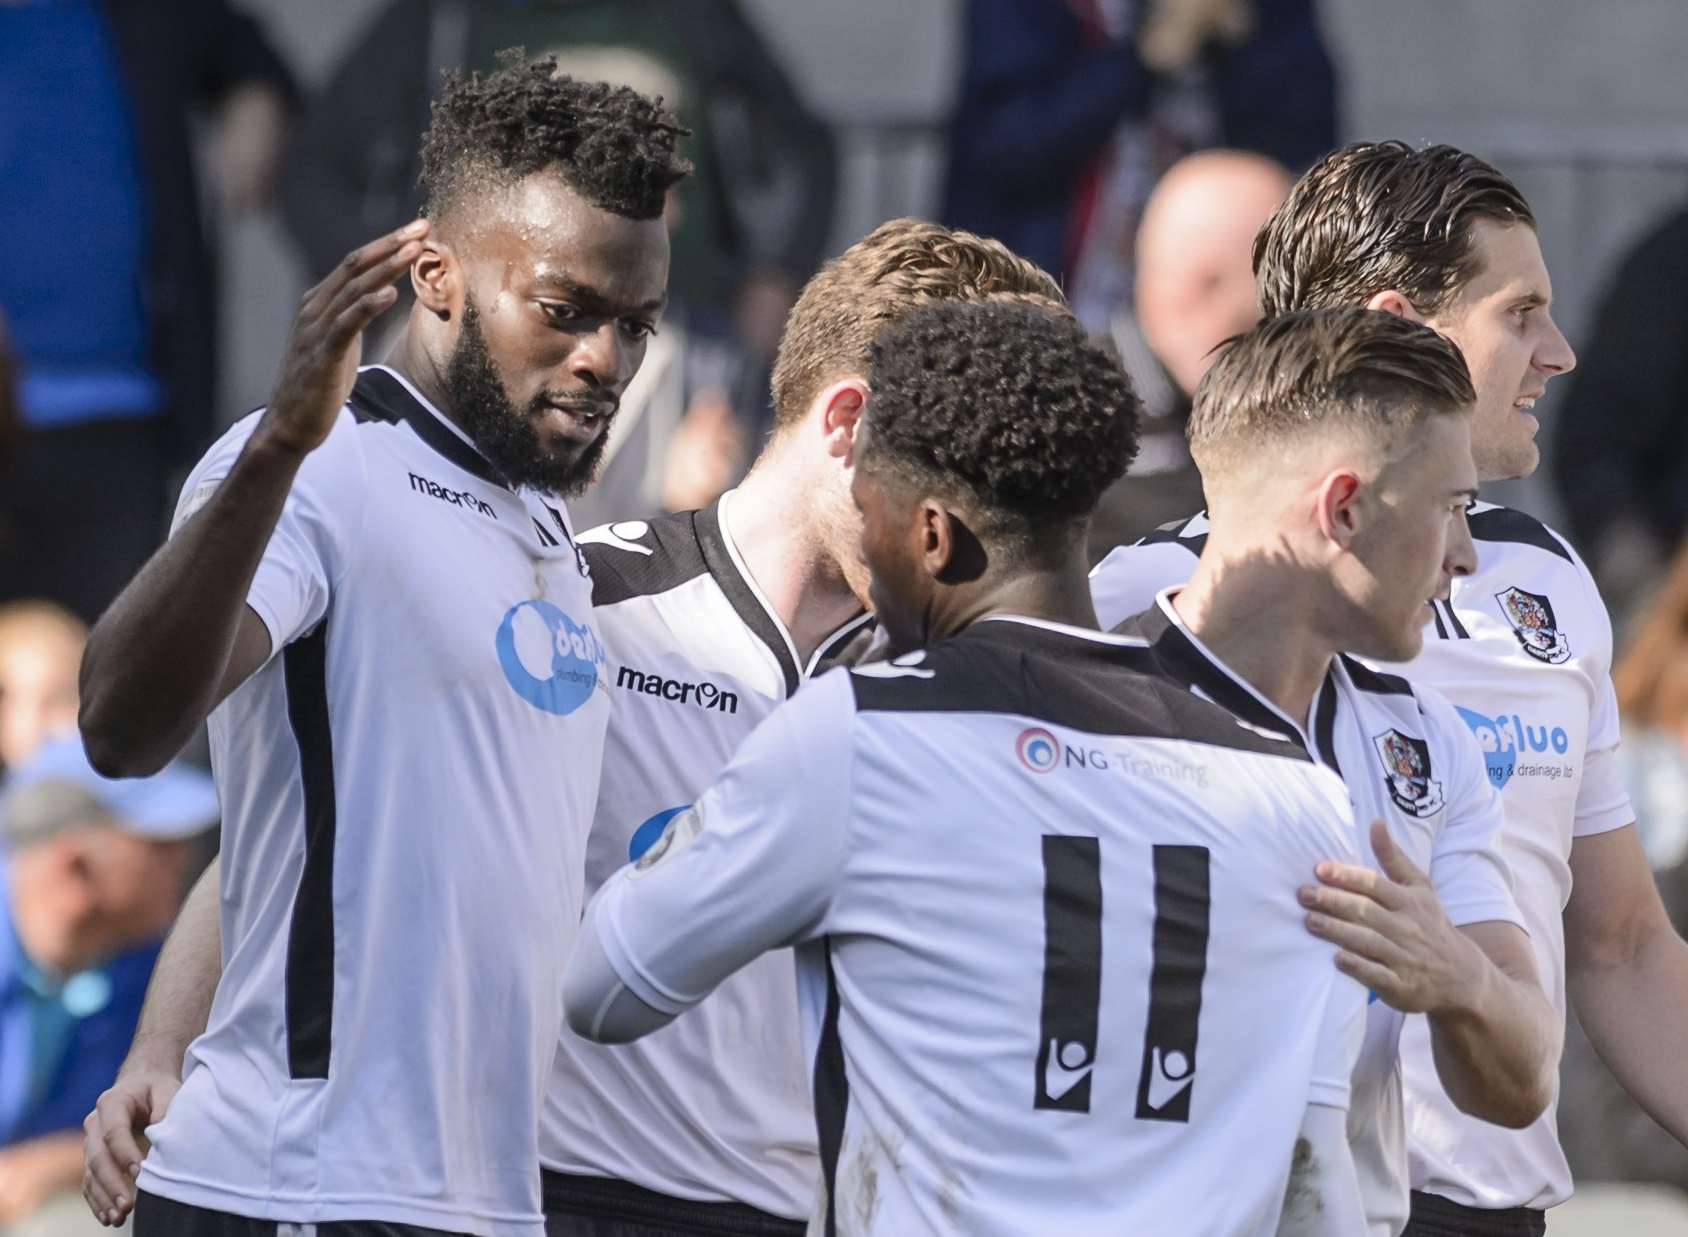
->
[[590, 670, 855, 1016], [170, 409, 367, 655], [1307, 974, 1367, 1111], [1422, 689, 1527, 931], [1088, 539, 1199, 630]]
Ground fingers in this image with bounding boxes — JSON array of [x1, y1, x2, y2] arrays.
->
[[81, 1111, 131, 1226], [96, 1091, 150, 1185], [1305, 911, 1404, 970], [301, 219, 429, 318], [1312, 857, 1406, 911], [1333, 949, 1399, 998], [1370, 819, 1428, 888]]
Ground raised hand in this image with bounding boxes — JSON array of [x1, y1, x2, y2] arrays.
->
[[258, 219, 430, 457], [1300, 819, 1485, 1013]]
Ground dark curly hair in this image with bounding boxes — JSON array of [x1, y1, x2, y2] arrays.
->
[[862, 298, 1140, 555], [1254, 141, 1534, 319], [420, 51, 691, 223]]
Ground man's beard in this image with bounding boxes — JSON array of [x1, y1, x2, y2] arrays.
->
[[442, 299, 613, 497]]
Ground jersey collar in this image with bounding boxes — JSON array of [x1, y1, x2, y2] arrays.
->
[[354, 366, 505, 489], [1134, 590, 1343, 773], [694, 489, 870, 697]]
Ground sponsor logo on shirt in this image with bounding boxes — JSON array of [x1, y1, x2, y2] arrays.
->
[[1372, 728, 1446, 817], [629, 805, 691, 863], [614, 666, 739, 714], [1495, 585, 1571, 664], [495, 600, 606, 715], [1016, 727, 1061, 773], [630, 804, 704, 877], [1455, 707, 1572, 790], [1013, 727, 1213, 788], [409, 471, 497, 519]]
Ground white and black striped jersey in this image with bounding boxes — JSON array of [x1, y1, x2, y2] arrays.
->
[[1090, 584, 1523, 1236], [1092, 504, 1630, 1213], [140, 368, 609, 1236], [585, 617, 1369, 1237], [542, 491, 868, 1218]]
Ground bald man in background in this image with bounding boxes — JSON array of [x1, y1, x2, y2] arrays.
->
[[1090, 149, 1291, 556]]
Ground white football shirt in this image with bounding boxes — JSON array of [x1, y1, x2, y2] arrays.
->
[[542, 491, 869, 1218], [139, 367, 609, 1236], [586, 618, 1369, 1237], [1094, 585, 1525, 1237], [1091, 504, 1633, 1212]]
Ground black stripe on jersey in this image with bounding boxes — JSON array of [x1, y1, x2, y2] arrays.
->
[[1134, 512, 1208, 554], [1134, 845, 1211, 1123], [346, 368, 505, 488], [1467, 506, 1573, 564], [580, 509, 709, 606], [1429, 601, 1449, 641], [1338, 654, 1415, 697], [1035, 836, 1103, 1113], [695, 501, 803, 696], [282, 621, 337, 1079], [849, 621, 1314, 765], [1443, 600, 1472, 639], [1120, 605, 1303, 748], [813, 940, 848, 1237], [1311, 678, 1342, 779]]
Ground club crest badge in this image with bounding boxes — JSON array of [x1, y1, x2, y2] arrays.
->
[[1495, 586, 1570, 664], [1372, 728, 1445, 818]]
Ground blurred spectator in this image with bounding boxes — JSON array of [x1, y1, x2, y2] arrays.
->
[[1089, 148, 1291, 555], [278, 0, 834, 374], [1553, 206, 1688, 623], [0, 739, 216, 1236], [0, 604, 87, 781], [942, 0, 1335, 328], [1610, 541, 1688, 871], [0, 0, 296, 626]]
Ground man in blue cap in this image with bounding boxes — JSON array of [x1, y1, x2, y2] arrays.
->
[[0, 740, 216, 1235]]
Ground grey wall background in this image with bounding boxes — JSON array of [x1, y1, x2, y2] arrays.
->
[[217, 0, 1688, 523]]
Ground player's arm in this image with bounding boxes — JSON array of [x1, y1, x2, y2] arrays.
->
[[1275, 1104, 1365, 1237], [79, 222, 428, 777], [565, 674, 853, 1044], [1565, 823, 1688, 1148], [1278, 956, 1367, 1237], [1087, 536, 1202, 631], [1303, 819, 1555, 1128], [82, 858, 223, 1226]]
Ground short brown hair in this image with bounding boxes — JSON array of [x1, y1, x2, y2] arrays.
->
[[769, 218, 1065, 429], [1189, 308, 1475, 467], [1253, 141, 1534, 319]]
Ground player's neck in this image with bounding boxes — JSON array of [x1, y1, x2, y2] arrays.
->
[[1174, 553, 1338, 733], [725, 465, 862, 664], [938, 559, 1099, 643]]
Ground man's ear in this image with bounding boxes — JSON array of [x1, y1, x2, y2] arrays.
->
[[1364, 289, 1424, 324], [924, 501, 988, 585], [412, 239, 458, 321], [816, 379, 869, 462], [1311, 469, 1364, 551]]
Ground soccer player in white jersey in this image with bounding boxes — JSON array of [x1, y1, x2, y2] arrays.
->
[[81, 220, 1078, 1235], [1091, 142, 1688, 1237], [74, 60, 685, 1237], [1092, 306, 1557, 1235], [565, 297, 1372, 1237]]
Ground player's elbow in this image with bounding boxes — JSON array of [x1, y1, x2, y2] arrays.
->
[[1450, 1066, 1553, 1129], [79, 707, 169, 779]]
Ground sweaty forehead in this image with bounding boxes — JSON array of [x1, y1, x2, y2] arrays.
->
[[449, 172, 668, 303]]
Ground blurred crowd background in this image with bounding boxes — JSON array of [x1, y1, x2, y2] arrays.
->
[[3, 0, 1688, 1232]]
